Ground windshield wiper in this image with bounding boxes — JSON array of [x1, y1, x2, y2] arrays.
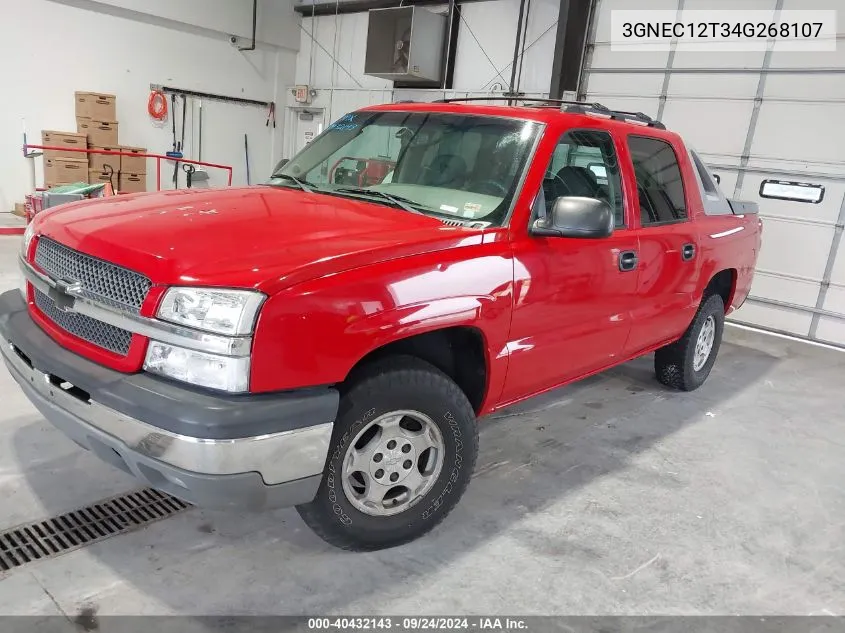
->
[[273, 173, 317, 193], [333, 187, 423, 215]]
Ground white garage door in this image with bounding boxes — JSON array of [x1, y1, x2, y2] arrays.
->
[[580, 0, 845, 347]]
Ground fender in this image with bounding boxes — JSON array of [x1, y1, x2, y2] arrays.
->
[[249, 239, 515, 396]]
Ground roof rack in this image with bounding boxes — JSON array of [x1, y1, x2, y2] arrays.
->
[[564, 103, 666, 129], [433, 96, 607, 109], [432, 97, 667, 130]]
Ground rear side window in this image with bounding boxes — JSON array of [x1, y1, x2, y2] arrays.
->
[[628, 136, 687, 225]]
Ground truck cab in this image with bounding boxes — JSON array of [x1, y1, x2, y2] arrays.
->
[[0, 99, 761, 551]]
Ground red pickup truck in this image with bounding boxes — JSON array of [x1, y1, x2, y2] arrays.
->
[[0, 100, 761, 551]]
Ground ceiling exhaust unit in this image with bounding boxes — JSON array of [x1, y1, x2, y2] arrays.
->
[[364, 7, 446, 83]]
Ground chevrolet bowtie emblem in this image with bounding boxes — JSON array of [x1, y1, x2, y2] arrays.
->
[[48, 279, 82, 313]]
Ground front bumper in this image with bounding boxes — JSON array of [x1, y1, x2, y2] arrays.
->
[[0, 289, 338, 510]]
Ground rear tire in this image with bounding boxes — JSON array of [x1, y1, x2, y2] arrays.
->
[[296, 356, 479, 551], [654, 294, 724, 391]]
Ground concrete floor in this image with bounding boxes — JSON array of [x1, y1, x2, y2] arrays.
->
[[1, 234, 844, 617]]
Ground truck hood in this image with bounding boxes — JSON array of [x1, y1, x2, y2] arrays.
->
[[34, 186, 485, 294]]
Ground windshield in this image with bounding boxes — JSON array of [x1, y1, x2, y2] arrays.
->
[[269, 110, 541, 226]]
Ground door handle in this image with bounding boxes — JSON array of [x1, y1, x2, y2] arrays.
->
[[682, 243, 696, 261], [618, 250, 638, 272]]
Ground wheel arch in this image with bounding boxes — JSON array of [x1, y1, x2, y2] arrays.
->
[[703, 268, 737, 312], [343, 326, 490, 415]]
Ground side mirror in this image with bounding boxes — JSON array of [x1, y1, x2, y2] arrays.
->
[[712, 173, 721, 184], [273, 158, 290, 172], [531, 196, 614, 239]]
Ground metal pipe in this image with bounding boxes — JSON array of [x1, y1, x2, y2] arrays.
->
[[515, 0, 531, 94], [295, 0, 491, 16], [238, 0, 258, 51], [809, 191, 845, 338], [24, 145, 234, 191], [442, 0, 456, 89], [745, 295, 845, 322], [157, 85, 271, 108], [705, 162, 845, 183], [726, 320, 845, 352], [508, 0, 528, 101]]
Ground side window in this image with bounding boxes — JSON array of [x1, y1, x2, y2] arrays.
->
[[542, 130, 625, 227], [628, 136, 687, 225]]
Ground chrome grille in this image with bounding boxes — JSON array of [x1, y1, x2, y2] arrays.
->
[[34, 238, 152, 313], [34, 289, 132, 355]]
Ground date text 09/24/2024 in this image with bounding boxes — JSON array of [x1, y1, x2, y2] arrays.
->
[[308, 618, 528, 631]]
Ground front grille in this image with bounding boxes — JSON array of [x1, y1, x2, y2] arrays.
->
[[34, 289, 132, 355], [34, 237, 152, 313]]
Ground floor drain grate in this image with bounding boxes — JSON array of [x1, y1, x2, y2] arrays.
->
[[0, 488, 191, 573]]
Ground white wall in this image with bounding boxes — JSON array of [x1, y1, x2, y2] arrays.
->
[[0, 0, 300, 211], [452, 0, 559, 93]]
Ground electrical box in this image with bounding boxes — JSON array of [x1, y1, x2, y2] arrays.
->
[[364, 7, 446, 83]]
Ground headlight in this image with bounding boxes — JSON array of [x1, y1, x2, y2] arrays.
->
[[144, 340, 250, 392], [157, 287, 265, 335], [21, 222, 36, 258]]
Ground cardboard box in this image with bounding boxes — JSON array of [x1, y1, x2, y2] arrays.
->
[[76, 118, 119, 147], [119, 172, 147, 194], [89, 146, 121, 173], [75, 92, 116, 121], [13, 203, 26, 218], [45, 157, 88, 184], [42, 130, 88, 160], [120, 146, 147, 174], [89, 169, 117, 186]]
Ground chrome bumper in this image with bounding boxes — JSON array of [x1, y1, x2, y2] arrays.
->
[[1, 330, 331, 486], [1, 310, 335, 509]]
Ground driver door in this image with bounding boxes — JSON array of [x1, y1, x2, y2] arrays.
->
[[500, 129, 640, 404]]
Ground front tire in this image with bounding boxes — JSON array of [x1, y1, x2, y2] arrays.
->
[[654, 294, 725, 391], [296, 356, 479, 551]]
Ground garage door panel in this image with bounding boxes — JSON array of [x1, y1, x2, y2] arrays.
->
[[755, 219, 833, 280], [582, 0, 844, 346], [764, 73, 845, 101], [590, 44, 671, 71], [665, 73, 761, 99], [816, 317, 845, 346], [746, 178, 844, 225], [822, 286, 845, 316], [769, 39, 845, 71], [672, 49, 767, 70], [661, 99, 754, 156], [585, 72, 665, 97], [750, 102, 845, 165], [781, 0, 842, 11], [750, 273, 820, 309], [732, 302, 812, 337]]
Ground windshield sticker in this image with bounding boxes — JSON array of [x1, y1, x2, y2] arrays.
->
[[439, 204, 459, 213], [463, 202, 482, 214], [329, 113, 359, 131]]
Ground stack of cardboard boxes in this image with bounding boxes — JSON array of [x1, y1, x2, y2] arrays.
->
[[41, 91, 148, 194]]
